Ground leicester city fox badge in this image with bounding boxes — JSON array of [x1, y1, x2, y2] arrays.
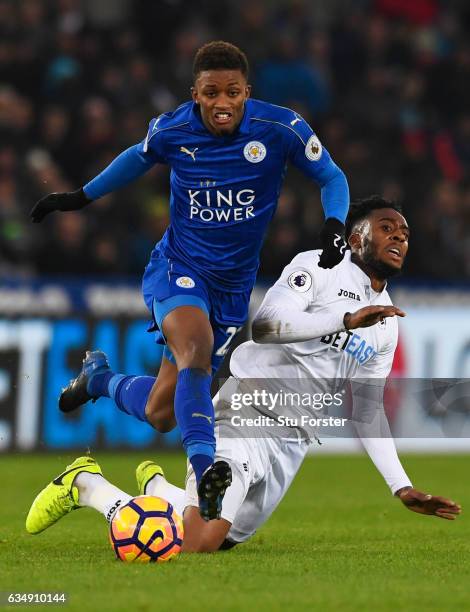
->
[[244, 141, 267, 163], [176, 276, 195, 288]]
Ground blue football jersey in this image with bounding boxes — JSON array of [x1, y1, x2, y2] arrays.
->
[[138, 99, 347, 290], [123, 99, 345, 290]]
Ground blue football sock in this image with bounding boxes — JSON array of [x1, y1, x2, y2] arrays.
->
[[174, 368, 215, 484], [190, 453, 214, 483], [110, 375, 156, 422], [87, 371, 115, 398]]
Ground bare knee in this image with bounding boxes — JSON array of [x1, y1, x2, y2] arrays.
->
[[168, 336, 212, 371], [162, 306, 213, 372]]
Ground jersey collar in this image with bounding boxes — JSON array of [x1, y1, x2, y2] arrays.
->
[[237, 99, 252, 134], [189, 100, 252, 136], [347, 251, 388, 297]]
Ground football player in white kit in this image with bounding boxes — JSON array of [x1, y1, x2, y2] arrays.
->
[[26, 196, 461, 551]]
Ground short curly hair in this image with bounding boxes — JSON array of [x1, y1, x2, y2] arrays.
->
[[193, 41, 249, 80], [345, 195, 403, 240]]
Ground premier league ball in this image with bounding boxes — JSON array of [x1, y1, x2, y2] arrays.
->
[[109, 496, 183, 562]]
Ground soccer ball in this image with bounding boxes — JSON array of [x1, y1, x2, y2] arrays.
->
[[109, 496, 183, 562]]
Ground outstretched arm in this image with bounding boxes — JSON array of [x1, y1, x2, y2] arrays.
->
[[31, 130, 162, 222], [315, 160, 349, 227], [253, 283, 404, 344], [287, 119, 349, 268], [351, 360, 461, 520], [315, 163, 350, 269], [82, 144, 156, 201], [252, 285, 345, 343], [354, 397, 461, 520]]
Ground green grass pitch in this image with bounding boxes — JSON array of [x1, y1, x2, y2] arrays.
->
[[1, 452, 469, 611]]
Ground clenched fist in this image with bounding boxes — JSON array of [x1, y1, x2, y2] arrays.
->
[[30, 189, 91, 223]]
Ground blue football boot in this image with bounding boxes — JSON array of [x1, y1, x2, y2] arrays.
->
[[59, 350, 111, 413]]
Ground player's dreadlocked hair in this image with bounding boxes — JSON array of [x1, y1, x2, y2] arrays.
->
[[345, 195, 403, 240], [193, 41, 249, 80]]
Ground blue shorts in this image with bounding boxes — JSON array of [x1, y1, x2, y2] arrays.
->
[[142, 253, 251, 374]]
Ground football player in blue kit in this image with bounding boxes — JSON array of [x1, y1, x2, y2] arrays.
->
[[30, 41, 350, 520]]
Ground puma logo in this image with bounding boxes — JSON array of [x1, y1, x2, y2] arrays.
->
[[180, 146, 198, 161], [290, 117, 301, 126], [192, 412, 212, 424]]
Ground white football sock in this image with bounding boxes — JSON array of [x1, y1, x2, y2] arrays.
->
[[75, 472, 132, 522], [145, 475, 185, 516]]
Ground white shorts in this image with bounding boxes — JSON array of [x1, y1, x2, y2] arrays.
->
[[185, 380, 311, 543]]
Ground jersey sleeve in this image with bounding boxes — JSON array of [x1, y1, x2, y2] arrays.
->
[[138, 116, 168, 163], [286, 115, 349, 223], [262, 252, 319, 309], [356, 434, 412, 494], [286, 117, 335, 181], [350, 327, 411, 494], [252, 252, 346, 343], [82, 119, 165, 201], [350, 376, 413, 495]]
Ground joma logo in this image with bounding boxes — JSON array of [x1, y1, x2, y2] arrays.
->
[[338, 288, 361, 301]]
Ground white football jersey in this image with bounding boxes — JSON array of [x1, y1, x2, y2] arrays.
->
[[231, 250, 397, 381], [225, 250, 412, 495]]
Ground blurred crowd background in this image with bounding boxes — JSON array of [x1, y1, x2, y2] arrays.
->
[[1, 0, 469, 281]]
